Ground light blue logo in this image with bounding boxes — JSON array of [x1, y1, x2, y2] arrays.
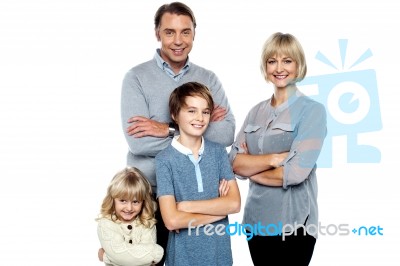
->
[[299, 39, 382, 167]]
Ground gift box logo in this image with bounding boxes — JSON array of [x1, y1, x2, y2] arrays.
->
[[299, 39, 382, 167]]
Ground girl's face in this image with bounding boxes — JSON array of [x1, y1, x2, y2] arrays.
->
[[174, 96, 211, 140], [266, 54, 298, 88], [114, 198, 143, 223]]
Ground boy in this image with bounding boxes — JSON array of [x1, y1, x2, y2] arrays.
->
[[155, 82, 240, 266]]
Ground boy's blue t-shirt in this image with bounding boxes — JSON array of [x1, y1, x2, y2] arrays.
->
[[156, 138, 234, 266]]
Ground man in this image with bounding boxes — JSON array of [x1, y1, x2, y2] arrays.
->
[[121, 2, 235, 265]]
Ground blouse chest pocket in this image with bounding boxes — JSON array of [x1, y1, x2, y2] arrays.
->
[[268, 122, 296, 151], [242, 124, 261, 154], [270, 122, 295, 133], [244, 124, 261, 134]]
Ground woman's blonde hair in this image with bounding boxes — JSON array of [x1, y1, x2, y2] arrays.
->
[[260, 32, 307, 83], [97, 167, 157, 228]]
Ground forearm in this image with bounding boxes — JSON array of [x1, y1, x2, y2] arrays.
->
[[98, 222, 163, 266], [178, 181, 241, 216], [249, 167, 284, 187], [205, 76, 235, 147], [163, 210, 225, 231], [122, 108, 171, 157], [123, 132, 171, 157], [122, 104, 171, 157], [204, 119, 235, 147], [159, 196, 225, 231], [232, 153, 277, 176], [121, 76, 171, 156], [179, 198, 240, 216], [102, 243, 163, 266]]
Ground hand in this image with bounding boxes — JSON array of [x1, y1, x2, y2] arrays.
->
[[98, 248, 105, 262], [219, 179, 230, 197], [210, 105, 226, 122], [270, 152, 290, 168], [240, 142, 249, 154], [126, 116, 168, 138]]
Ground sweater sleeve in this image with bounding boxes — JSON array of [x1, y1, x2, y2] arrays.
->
[[204, 72, 236, 147], [97, 219, 164, 266], [121, 70, 172, 157]]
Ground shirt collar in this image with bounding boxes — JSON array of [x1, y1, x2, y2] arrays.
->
[[154, 49, 190, 81], [269, 88, 304, 113], [171, 136, 205, 156]]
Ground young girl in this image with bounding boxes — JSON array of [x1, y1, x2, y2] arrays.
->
[[97, 167, 164, 266], [155, 81, 241, 266]]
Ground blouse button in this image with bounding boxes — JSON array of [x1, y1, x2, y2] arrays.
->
[[127, 225, 132, 230], [129, 240, 132, 244]]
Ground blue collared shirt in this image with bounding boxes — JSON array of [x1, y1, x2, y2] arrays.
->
[[154, 49, 190, 82], [171, 136, 204, 192]]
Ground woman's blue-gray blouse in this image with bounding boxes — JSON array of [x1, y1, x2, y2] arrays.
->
[[229, 89, 327, 238]]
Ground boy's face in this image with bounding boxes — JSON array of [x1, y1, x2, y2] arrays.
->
[[174, 96, 210, 139]]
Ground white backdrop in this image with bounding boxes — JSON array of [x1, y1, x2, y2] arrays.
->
[[0, 0, 399, 265]]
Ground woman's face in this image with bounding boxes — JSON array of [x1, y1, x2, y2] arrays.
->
[[266, 54, 298, 88]]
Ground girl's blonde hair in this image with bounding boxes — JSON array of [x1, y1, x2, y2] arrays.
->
[[97, 167, 157, 228]]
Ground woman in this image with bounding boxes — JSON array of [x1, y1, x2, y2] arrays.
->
[[229, 32, 327, 266]]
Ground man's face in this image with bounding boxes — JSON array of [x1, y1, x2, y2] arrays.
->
[[156, 12, 194, 73]]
